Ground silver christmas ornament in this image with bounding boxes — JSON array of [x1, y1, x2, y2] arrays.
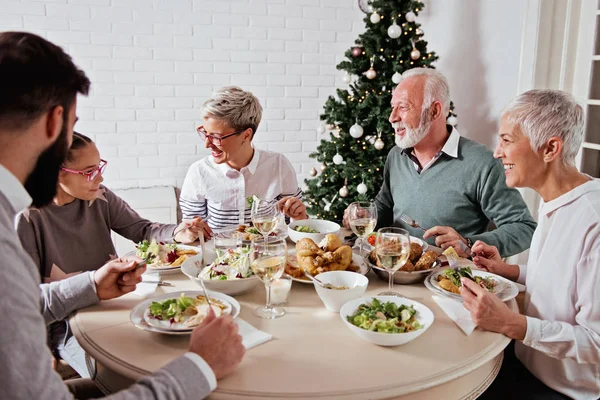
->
[[374, 137, 385, 150], [416, 28, 423, 35], [392, 72, 402, 84], [316, 124, 326, 135], [365, 67, 377, 79], [339, 185, 349, 198], [387, 22, 402, 39], [405, 11, 416, 22], [349, 123, 364, 138], [370, 12, 381, 24], [341, 72, 351, 84]]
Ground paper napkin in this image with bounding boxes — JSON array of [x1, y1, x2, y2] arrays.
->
[[132, 274, 159, 298], [432, 295, 476, 335], [235, 318, 273, 349]]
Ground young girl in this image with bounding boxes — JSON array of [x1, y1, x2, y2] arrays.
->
[[17, 132, 208, 378]]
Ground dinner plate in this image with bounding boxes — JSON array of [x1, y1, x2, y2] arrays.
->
[[424, 269, 519, 302], [130, 290, 240, 335], [124, 244, 201, 275], [287, 251, 370, 284]]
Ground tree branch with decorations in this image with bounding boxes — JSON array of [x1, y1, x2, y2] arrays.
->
[[303, 0, 457, 221]]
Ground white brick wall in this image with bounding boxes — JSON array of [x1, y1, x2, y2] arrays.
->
[[2, 0, 364, 189]]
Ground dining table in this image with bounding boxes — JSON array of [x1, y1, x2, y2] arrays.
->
[[70, 234, 517, 399]]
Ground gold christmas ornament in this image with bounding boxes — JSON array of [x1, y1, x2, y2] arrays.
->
[[411, 48, 421, 60], [365, 67, 377, 80], [374, 137, 385, 150], [339, 185, 349, 198], [320, 162, 326, 172], [309, 167, 318, 177]]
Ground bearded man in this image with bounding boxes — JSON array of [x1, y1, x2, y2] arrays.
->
[[346, 68, 536, 258]]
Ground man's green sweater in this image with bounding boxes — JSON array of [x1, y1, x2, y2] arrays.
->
[[375, 137, 536, 257]]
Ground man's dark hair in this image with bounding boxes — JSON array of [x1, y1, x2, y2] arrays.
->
[[0, 31, 90, 131]]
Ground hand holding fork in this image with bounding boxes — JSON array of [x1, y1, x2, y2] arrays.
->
[[400, 213, 472, 257]]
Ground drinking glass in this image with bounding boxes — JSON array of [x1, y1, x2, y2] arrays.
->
[[347, 201, 378, 257], [249, 237, 287, 319], [251, 198, 282, 243], [213, 227, 243, 252], [376, 227, 410, 296]]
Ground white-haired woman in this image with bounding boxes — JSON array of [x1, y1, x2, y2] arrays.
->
[[460, 90, 599, 399], [180, 86, 307, 231]]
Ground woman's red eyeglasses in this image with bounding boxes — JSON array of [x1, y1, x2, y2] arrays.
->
[[61, 159, 107, 181]]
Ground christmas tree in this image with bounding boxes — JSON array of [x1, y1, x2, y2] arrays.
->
[[304, 0, 457, 221]]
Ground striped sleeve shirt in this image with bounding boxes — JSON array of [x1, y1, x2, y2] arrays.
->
[[180, 148, 302, 229]]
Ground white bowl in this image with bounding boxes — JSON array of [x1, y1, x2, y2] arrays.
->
[[340, 296, 434, 346], [181, 253, 260, 296], [288, 219, 341, 244], [313, 271, 369, 312]]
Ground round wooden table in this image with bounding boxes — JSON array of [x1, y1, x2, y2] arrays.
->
[[71, 243, 515, 400]]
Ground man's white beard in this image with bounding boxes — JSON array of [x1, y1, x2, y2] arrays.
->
[[393, 108, 432, 149]]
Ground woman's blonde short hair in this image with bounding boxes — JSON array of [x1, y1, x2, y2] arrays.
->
[[200, 86, 263, 137], [502, 90, 584, 166]]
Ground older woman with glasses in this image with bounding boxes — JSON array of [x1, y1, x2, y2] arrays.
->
[[16, 132, 207, 378], [459, 90, 600, 400], [180, 86, 308, 231]]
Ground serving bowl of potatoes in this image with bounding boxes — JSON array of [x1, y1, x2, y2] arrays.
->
[[364, 239, 442, 284]]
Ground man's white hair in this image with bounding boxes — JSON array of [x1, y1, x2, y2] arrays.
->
[[401, 68, 451, 116], [200, 86, 263, 135], [501, 89, 584, 166]]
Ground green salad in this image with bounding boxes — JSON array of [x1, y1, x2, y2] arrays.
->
[[148, 294, 195, 323], [347, 298, 423, 333], [293, 226, 320, 233]]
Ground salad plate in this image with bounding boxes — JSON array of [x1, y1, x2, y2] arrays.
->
[[424, 267, 518, 303], [125, 239, 200, 275], [130, 290, 240, 335]]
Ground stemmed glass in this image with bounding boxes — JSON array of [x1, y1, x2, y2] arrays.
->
[[251, 198, 282, 243], [249, 237, 287, 319], [376, 227, 410, 296], [347, 201, 378, 257]]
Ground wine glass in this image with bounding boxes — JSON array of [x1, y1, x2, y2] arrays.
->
[[376, 227, 410, 296], [249, 237, 287, 319], [251, 198, 282, 243], [347, 201, 378, 257]]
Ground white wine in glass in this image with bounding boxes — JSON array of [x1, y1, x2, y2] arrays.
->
[[347, 201, 377, 256], [250, 237, 287, 319], [376, 227, 410, 296], [251, 198, 281, 242]]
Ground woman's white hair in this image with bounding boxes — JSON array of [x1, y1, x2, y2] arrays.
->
[[401, 68, 451, 116], [501, 90, 584, 166], [200, 86, 263, 135]]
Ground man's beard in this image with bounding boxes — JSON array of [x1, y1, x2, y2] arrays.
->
[[24, 123, 69, 208], [393, 107, 432, 149]]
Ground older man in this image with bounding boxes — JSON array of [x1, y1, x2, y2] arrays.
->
[[0, 32, 244, 400], [462, 90, 599, 400], [347, 68, 536, 257]]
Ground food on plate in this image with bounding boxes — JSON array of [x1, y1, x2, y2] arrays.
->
[[148, 293, 229, 328], [409, 242, 423, 262], [436, 266, 498, 295], [293, 225, 320, 233], [368, 248, 437, 272], [366, 232, 377, 246], [442, 246, 460, 260], [136, 239, 197, 268], [347, 298, 423, 333], [236, 224, 278, 241], [198, 247, 252, 280], [285, 234, 359, 279], [414, 250, 438, 271]]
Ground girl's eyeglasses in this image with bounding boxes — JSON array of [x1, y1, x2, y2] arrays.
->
[[61, 159, 107, 181], [197, 126, 246, 146]]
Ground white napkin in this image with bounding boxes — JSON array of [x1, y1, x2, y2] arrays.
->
[[432, 295, 476, 335], [132, 274, 159, 298], [235, 318, 272, 349]]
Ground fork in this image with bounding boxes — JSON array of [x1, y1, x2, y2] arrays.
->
[[400, 213, 428, 232]]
